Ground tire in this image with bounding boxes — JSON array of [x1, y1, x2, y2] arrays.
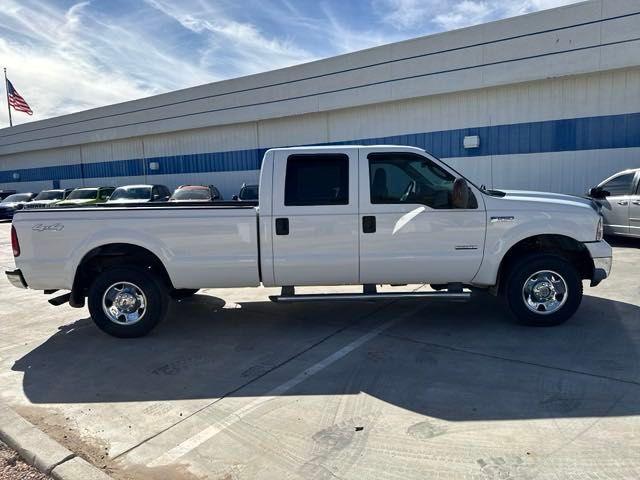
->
[[170, 288, 199, 299], [88, 266, 169, 338], [504, 253, 582, 326]]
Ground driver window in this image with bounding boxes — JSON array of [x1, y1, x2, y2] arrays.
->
[[368, 152, 476, 209]]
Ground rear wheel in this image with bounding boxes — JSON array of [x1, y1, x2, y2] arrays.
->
[[504, 254, 582, 326], [88, 266, 168, 337]]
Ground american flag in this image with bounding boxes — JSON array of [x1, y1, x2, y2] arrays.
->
[[6, 79, 33, 115]]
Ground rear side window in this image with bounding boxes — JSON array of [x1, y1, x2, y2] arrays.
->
[[602, 173, 635, 196], [285, 154, 349, 206]]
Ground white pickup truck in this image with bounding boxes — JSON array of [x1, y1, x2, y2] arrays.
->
[[6, 146, 612, 337]]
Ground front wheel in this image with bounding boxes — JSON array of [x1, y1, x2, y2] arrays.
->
[[88, 266, 169, 337], [504, 254, 583, 326]]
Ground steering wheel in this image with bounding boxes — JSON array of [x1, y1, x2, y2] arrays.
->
[[400, 180, 416, 202]]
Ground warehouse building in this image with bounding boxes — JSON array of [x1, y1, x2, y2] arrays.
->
[[0, 0, 639, 198]]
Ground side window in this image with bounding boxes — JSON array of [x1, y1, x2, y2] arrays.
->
[[602, 173, 635, 196], [285, 154, 349, 206], [368, 152, 476, 209]]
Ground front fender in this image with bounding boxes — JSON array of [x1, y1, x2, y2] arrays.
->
[[472, 209, 597, 286]]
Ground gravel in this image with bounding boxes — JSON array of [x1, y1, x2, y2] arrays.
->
[[0, 441, 51, 480]]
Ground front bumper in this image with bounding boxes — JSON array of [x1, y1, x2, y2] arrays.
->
[[6, 269, 28, 289], [584, 240, 612, 287]]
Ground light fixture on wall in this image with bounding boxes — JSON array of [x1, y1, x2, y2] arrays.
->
[[148, 162, 159, 171], [12, 172, 20, 181], [463, 135, 480, 149]]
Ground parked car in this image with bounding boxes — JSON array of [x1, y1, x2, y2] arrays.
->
[[0, 193, 36, 219], [26, 189, 74, 209], [8, 145, 611, 338], [170, 185, 222, 202], [56, 187, 115, 207], [107, 185, 171, 204], [0, 190, 17, 201], [232, 183, 258, 201], [587, 168, 640, 238]]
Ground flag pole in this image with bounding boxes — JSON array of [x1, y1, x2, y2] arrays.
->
[[3, 68, 12, 127]]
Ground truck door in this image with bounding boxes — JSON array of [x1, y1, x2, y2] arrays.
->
[[358, 147, 486, 285], [272, 149, 359, 286]]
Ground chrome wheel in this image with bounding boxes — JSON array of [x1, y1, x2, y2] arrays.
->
[[522, 270, 568, 315], [102, 281, 147, 325]]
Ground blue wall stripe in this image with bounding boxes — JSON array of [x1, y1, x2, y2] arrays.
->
[[1, 112, 639, 184]]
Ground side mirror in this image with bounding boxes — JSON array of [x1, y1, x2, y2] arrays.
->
[[15, 203, 24, 210], [588, 187, 609, 199], [232, 195, 239, 201]]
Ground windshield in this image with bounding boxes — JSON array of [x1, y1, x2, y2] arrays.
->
[[109, 187, 151, 201], [34, 190, 64, 201], [239, 185, 258, 200], [171, 188, 211, 200], [67, 189, 98, 200], [1, 193, 31, 203]]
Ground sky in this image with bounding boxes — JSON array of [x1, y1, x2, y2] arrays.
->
[[0, 0, 581, 126]]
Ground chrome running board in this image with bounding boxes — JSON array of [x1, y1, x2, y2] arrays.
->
[[269, 289, 471, 303]]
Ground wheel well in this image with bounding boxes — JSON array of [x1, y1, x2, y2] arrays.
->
[[497, 235, 594, 293], [72, 244, 173, 303]]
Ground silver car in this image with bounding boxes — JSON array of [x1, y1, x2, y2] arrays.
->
[[588, 168, 640, 238]]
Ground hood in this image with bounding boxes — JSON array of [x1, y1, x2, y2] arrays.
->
[[29, 199, 59, 205], [496, 189, 598, 212], [106, 198, 151, 204], [0, 202, 22, 209], [57, 198, 97, 206]]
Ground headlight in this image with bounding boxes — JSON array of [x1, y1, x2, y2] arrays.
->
[[596, 216, 603, 241]]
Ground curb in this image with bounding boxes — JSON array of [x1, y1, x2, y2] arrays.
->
[[0, 403, 113, 480]]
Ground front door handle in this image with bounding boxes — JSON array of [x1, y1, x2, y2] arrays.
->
[[632, 200, 640, 206], [362, 216, 376, 233], [275, 218, 289, 235], [618, 201, 629, 206]]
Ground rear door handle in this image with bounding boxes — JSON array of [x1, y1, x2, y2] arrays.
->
[[632, 200, 640, 206], [275, 218, 289, 235], [362, 216, 376, 233], [618, 201, 629, 206]]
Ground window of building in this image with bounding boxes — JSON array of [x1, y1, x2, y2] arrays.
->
[[285, 154, 349, 206]]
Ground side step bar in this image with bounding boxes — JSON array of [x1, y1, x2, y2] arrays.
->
[[269, 285, 471, 303]]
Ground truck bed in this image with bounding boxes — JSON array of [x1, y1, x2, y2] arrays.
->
[[12, 205, 261, 290]]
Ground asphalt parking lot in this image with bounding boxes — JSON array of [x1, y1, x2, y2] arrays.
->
[[1, 221, 639, 480]]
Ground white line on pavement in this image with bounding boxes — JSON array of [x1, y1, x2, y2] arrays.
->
[[148, 308, 417, 467]]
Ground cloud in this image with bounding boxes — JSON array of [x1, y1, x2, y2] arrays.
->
[[0, 0, 216, 127], [143, 0, 317, 76], [374, 0, 580, 30]]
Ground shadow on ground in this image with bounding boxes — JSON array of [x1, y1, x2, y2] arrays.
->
[[605, 235, 640, 248], [12, 292, 640, 422]]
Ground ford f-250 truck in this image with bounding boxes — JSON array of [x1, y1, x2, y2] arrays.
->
[[6, 146, 612, 337]]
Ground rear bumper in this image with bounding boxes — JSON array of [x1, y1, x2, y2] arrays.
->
[[584, 241, 612, 287], [5, 269, 28, 289]]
